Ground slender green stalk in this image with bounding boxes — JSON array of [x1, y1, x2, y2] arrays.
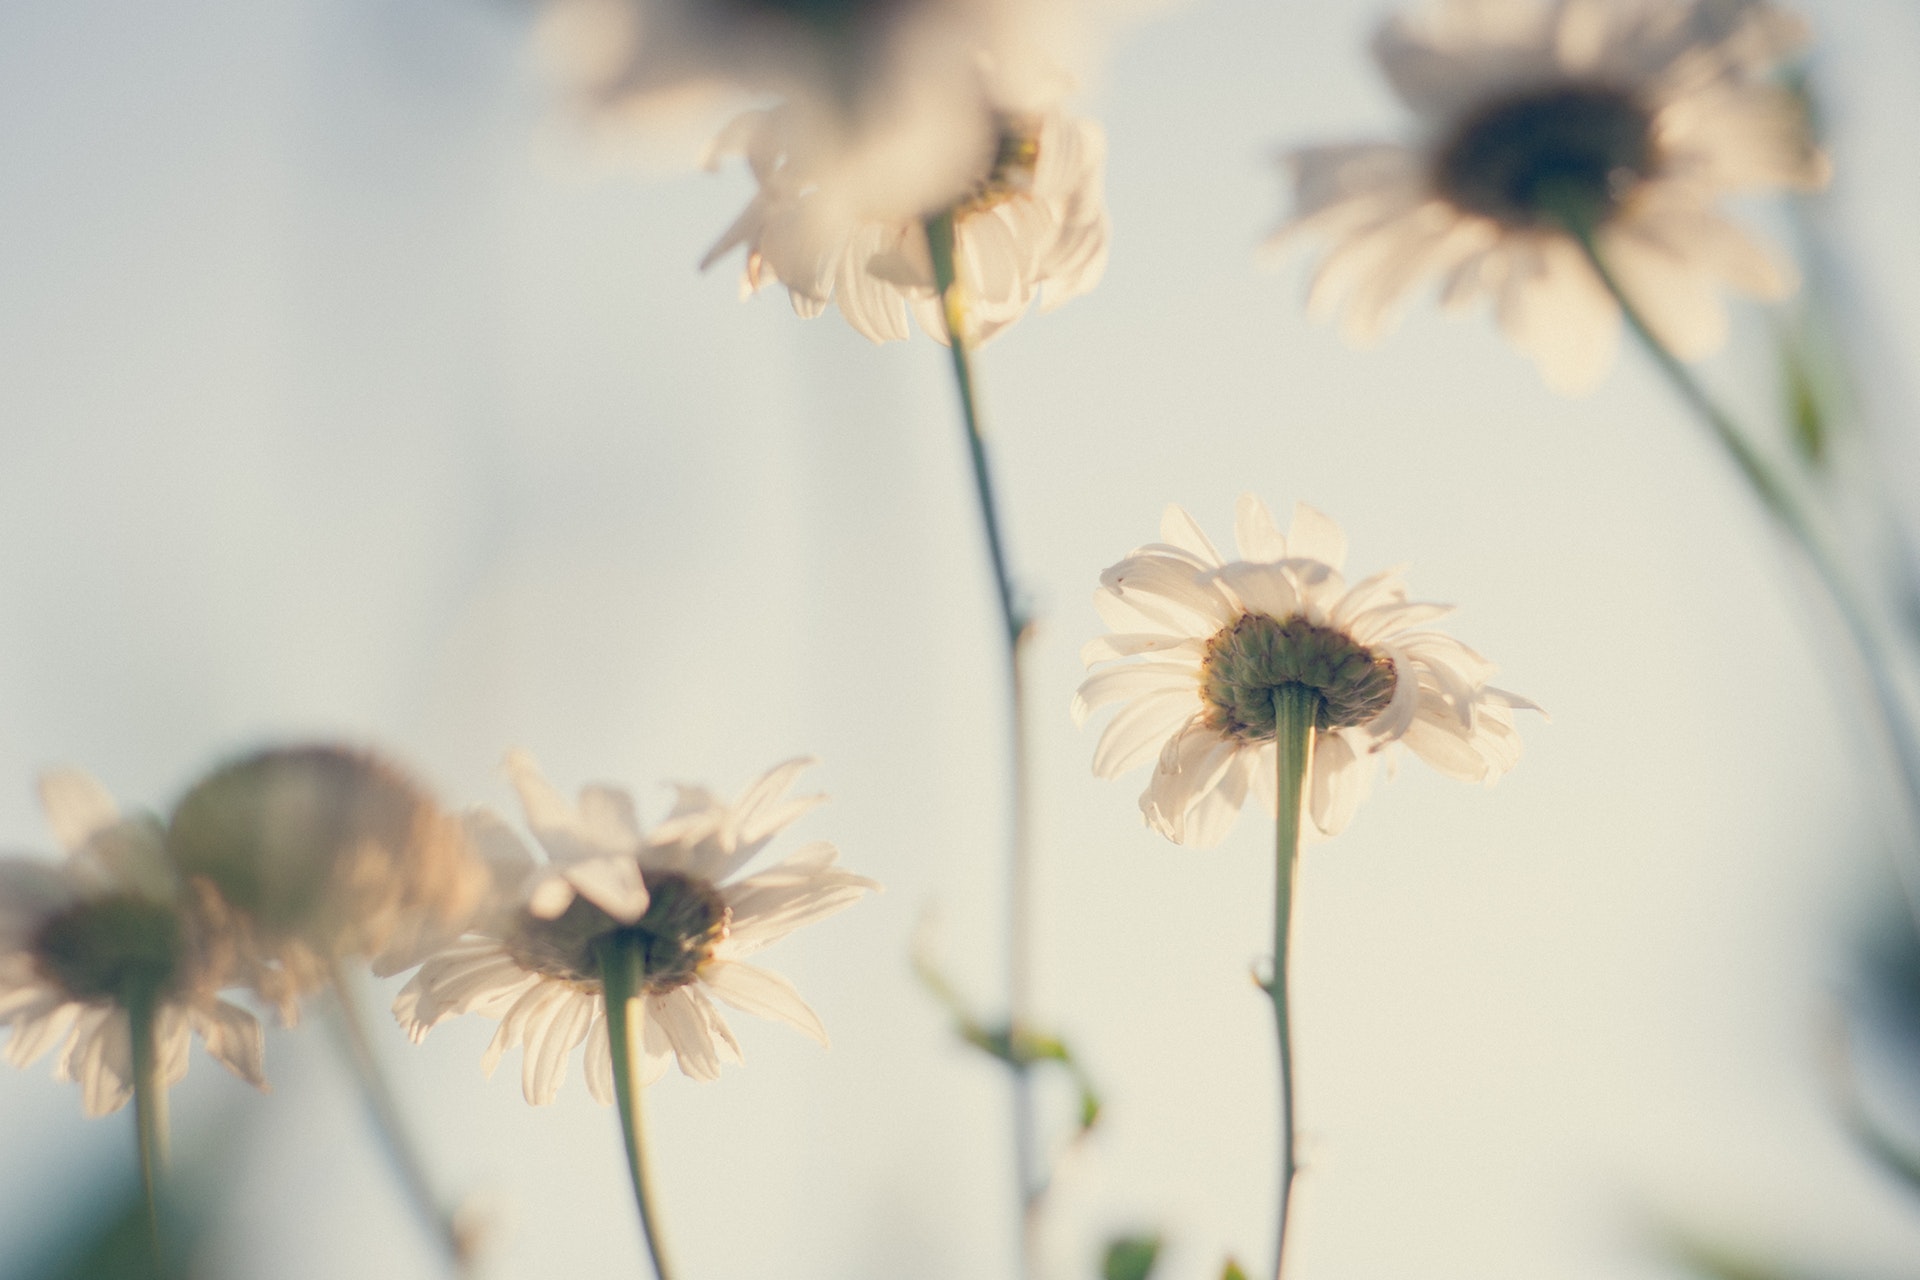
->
[[598, 934, 675, 1280], [126, 987, 168, 1266], [325, 961, 470, 1275], [1568, 226, 1920, 864], [924, 211, 1043, 1277], [1268, 685, 1317, 1280]]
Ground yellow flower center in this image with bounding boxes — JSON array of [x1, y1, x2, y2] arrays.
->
[[509, 870, 730, 994], [1436, 85, 1655, 229], [952, 118, 1043, 219], [1200, 613, 1397, 741], [33, 893, 184, 1004]]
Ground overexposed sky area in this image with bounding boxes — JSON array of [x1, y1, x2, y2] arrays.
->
[[5, 1, 1920, 1278]]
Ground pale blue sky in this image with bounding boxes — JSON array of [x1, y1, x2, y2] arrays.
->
[[3, 1, 1920, 1278]]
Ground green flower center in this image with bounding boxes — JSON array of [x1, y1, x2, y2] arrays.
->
[[33, 893, 184, 1004], [509, 870, 730, 994], [1436, 85, 1655, 229], [1200, 613, 1397, 741]]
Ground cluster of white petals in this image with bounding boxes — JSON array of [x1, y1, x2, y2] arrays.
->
[[1269, 0, 1828, 391], [394, 754, 876, 1105], [702, 103, 1109, 345], [1075, 497, 1536, 848], [0, 773, 265, 1116]]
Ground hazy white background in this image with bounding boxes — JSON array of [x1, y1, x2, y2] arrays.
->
[[4, 0, 1920, 1277]]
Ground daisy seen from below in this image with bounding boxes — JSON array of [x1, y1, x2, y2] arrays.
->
[[701, 100, 1109, 345], [394, 752, 877, 1104], [1074, 495, 1537, 849], [1075, 497, 1536, 1277], [1268, 0, 1828, 392], [0, 770, 266, 1117]]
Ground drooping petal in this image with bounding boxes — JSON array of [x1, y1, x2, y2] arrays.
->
[[700, 960, 829, 1046], [191, 998, 268, 1091]]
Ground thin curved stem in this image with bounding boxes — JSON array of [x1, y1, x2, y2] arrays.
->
[[1268, 685, 1317, 1280], [127, 988, 168, 1266], [598, 935, 676, 1280], [1569, 227, 1920, 873], [924, 210, 1041, 1278], [325, 961, 470, 1275]]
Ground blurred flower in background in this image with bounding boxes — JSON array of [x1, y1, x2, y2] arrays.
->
[[1269, 0, 1829, 391], [701, 102, 1109, 343], [0, 772, 264, 1116], [538, 0, 1095, 180], [166, 747, 484, 1023]]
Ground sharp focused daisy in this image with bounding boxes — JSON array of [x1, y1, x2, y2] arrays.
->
[[0, 771, 265, 1116], [701, 102, 1109, 345], [1268, 0, 1827, 391], [166, 746, 484, 1022], [394, 753, 877, 1104], [1074, 496, 1536, 847]]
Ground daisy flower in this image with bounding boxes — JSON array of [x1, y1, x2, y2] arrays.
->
[[538, 0, 1084, 174], [394, 753, 877, 1105], [1268, 0, 1828, 392], [1074, 496, 1536, 848], [0, 771, 265, 1115], [166, 746, 484, 1022], [701, 101, 1109, 345]]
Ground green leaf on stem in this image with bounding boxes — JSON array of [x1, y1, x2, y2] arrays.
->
[[1100, 1235, 1160, 1280], [912, 943, 1103, 1133]]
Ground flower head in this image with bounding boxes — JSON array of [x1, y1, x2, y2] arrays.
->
[[166, 746, 483, 1021], [394, 754, 877, 1104], [1267, 0, 1827, 391], [1074, 496, 1537, 847], [0, 771, 266, 1115], [539, 0, 1081, 180], [701, 101, 1109, 345]]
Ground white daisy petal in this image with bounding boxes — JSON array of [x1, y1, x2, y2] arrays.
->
[[701, 959, 829, 1047], [1233, 493, 1289, 562], [37, 770, 121, 856], [584, 1012, 614, 1106], [190, 999, 268, 1091], [564, 857, 651, 925]]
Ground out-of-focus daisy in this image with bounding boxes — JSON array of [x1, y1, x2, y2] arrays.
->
[[538, 0, 1085, 175], [1074, 497, 1536, 848], [0, 771, 265, 1115], [701, 102, 1109, 345], [166, 746, 484, 1022], [1268, 0, 1827, 392], [394, 754, 877, 1105]]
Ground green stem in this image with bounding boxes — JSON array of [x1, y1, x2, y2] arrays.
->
[[127, 988, 167, 1267], [1568, 226, 1920, 867], [325, 961, 470, 1275], [1269, 685, 1317, 1280], [925, 210, 1042, 1277], [598, 934, 675, 1280]]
